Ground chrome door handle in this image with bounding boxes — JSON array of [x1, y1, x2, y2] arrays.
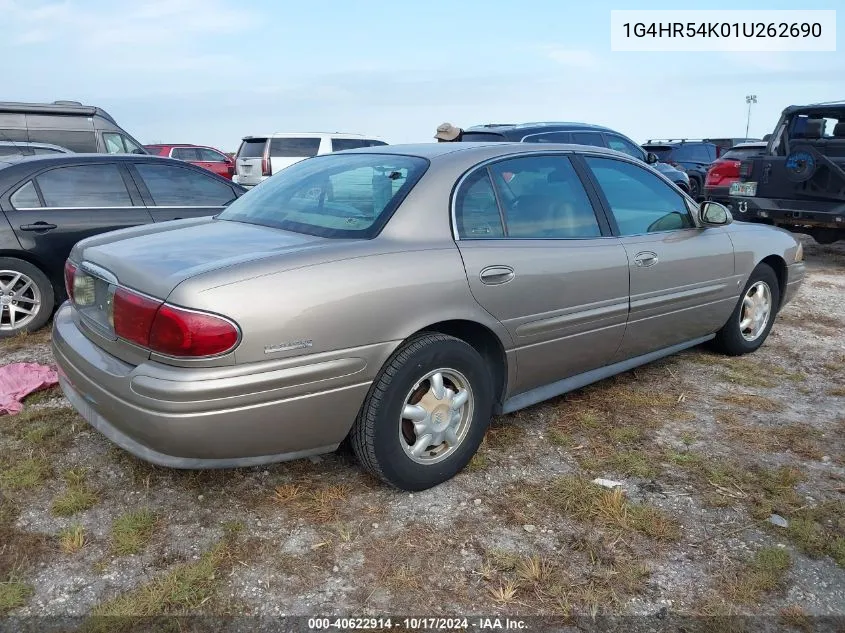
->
[[633, 252, 658, 267], [479, 265, 515, 285]]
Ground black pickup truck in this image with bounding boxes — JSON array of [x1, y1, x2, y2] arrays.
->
[[728, 102, 845, 244]]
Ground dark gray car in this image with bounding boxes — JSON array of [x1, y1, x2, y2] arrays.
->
[[0, 101, 147, 154], [53, 143, 805, 491]]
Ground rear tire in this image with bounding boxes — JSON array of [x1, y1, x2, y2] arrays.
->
[[0, 258, 54, 338], [711, 263, 780, 356], [350, 332, 493, 491], [689, 176, 702, 201]]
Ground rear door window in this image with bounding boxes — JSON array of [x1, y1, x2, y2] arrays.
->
[[331, 138, 384, 152], [27, 129, 96, 152], [270, 137, 321, 157], [197, 148, 227, 162], [36, 164, 133, 207], [237, 139, 267, 158], [10, 181, 41, 208], [571, 132, 605, 147], [524, 132, 573, 144], [134, 163, 237, 206], [171, 147, 201, 161]]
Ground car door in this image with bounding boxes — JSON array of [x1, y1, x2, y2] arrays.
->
[[581, 155, 738, 360], [5, 162, 153, 288], [454, 153, 630, 396], [129, 161, 241, 221], [196, 148, 234, 180]]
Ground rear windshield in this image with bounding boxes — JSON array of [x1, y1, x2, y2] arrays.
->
[[237, 139, 267, 158], [642, 145, 673, 159], [460, 132, 507, 142], [270, 137, 321, 157], [218, 153, 428, 239], [721, 145, 765, 160]]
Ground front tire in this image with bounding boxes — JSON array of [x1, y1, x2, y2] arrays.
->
[[689, 176, 702, 201], [712, 263, 780, 356], [0, 258, 54, 338], [350, 332, 494, 491]]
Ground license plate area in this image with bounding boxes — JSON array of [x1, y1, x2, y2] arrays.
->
[[730, 181, 757, 197]]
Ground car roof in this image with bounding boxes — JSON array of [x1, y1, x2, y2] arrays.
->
[[145, 143, 223, 150], [243, 133, 384, 140], [466, 121, 613, 133], [0, 153, 216, 174], [334, 141, 625, 161], [783, 101, 845, 116], [730, 141, 768, 148]]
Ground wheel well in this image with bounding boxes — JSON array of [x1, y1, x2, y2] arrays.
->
[[415, 320, 508, 407], [0, 250, 61, 296], [760, 255, 787, 309]]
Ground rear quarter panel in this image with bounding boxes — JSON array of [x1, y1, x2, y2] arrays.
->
[[167, 241, 512, 383]]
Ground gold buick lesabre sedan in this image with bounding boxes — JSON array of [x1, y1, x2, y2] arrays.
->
[[53, 143, 805, 490]]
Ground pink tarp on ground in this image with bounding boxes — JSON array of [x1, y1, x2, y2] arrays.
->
[[0, 362, 59, 415]]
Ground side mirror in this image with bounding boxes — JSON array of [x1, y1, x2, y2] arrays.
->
[[646, 151, 659, 164], [700, 200, 732, 226]]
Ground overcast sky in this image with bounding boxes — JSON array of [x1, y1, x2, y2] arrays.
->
[[2, 0, 843, 151]]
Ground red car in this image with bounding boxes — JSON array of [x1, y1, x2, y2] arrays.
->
[[704, 142, 767, 205], [144, 144, 236, 180]]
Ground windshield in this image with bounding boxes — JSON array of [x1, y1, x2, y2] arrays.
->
[[238, 139, 267, 158], [218, 153, 429, 238]]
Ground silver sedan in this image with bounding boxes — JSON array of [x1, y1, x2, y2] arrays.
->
[[53, 143, 805, 490]]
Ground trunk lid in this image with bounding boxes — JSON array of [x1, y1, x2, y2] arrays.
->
[[75, 218, 331, 300]]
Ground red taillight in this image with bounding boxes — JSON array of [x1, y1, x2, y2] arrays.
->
[[149, 304, 239, 357], [64, 260, 77, 301], [112, 287, 162, 348], [112, 287, 238, 357], [261, 154, 271, 177]]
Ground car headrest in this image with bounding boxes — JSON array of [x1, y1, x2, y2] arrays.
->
[[833, 122, 845, 138], [803, 119, 824, 139]]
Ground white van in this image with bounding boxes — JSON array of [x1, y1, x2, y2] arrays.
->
[[233, 132, 387, 188]]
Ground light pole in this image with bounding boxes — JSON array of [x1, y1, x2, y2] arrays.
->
[[745, 94, 757, 138]]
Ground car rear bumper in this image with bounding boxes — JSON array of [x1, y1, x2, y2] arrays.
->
[[727, 196, 845, 229], [232, 175, 267, 188], [705, 184, 732, 203], [52, 304, 374, 468]]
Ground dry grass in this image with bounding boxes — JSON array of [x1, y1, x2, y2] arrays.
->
[[0, 497, 47, 615], [484, 420, 527, 449], [715, 414, 825, 461], [779, 605, 812, 632], [545, 373, 689, 477], [0, 327, 52, 352], [716, 393, 783, 412], [481, 537, 651, 617], [272, 482, 357, 524], [59, 525, 85, 554], [506, 476, 680, 542], [721, 547, 791, 604], [778, 310, 845, 332]]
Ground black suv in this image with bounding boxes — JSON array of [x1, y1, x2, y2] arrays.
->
[[641, 140, 721, 200], [460, 123, 691, 194], [729, 102, 845, 244], [0, 154, 246, 336]]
